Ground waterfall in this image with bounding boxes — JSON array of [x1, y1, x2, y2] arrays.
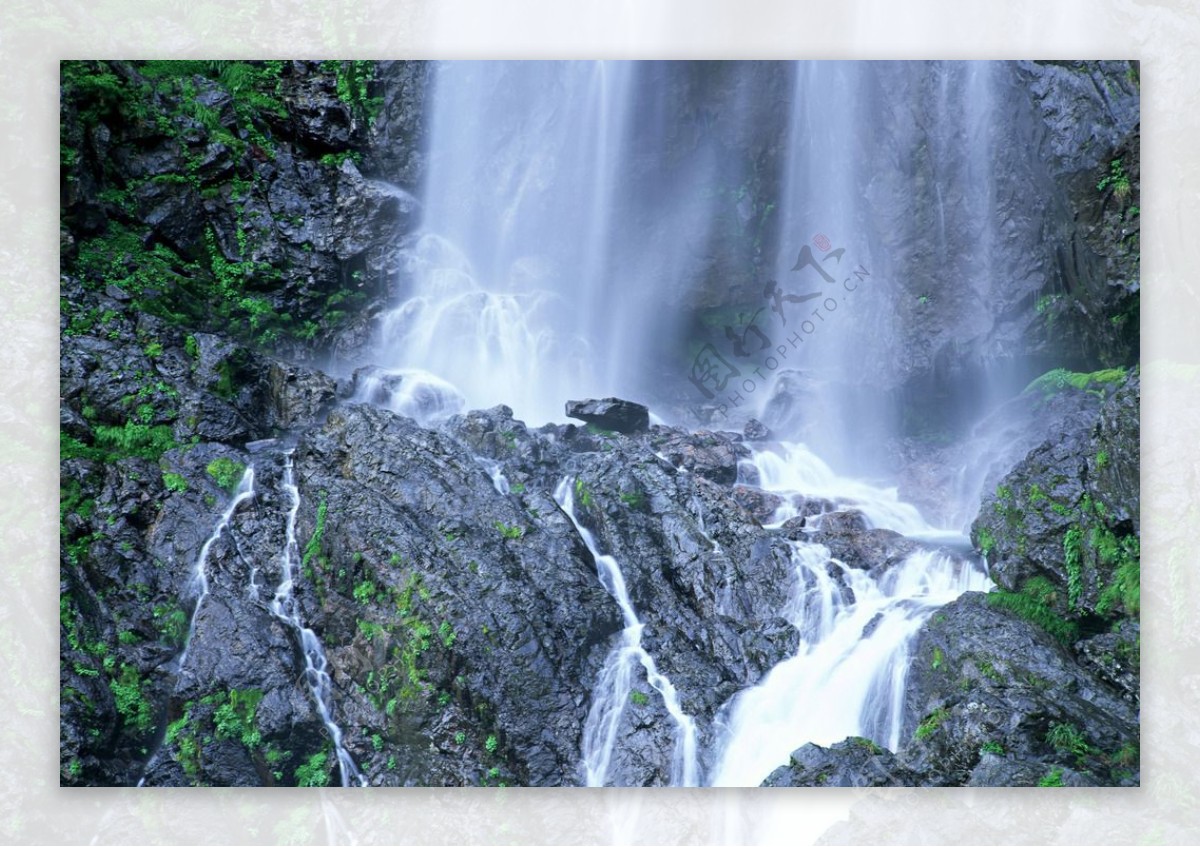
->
[[175, 467, 255, 671], [710, 539, 991, 787], [554, 477, 699, 787], [268, 452, 365, 788]]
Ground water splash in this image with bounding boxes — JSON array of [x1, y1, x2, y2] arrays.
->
[[176, 467, 255, 670], [554, 477, 699, 786], [710, 542, 990, 786], [268, 452, 365, 787], [745, 441, 962, 542]]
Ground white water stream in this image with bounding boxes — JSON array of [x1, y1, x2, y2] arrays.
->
[[706, 443, 992, 785], [554, 477, 699, 787], [268, 452, 365, 787], [175, 467, 255, 671]]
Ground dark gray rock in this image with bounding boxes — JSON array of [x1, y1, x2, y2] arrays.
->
[[763, 739, 920, 787], [565, 397, 650, 434]]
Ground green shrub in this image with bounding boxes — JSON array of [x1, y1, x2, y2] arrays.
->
[[629, 690, 649, 706], [914, 707, 950, 741], [162, 472, 188, 493], [1038, 767, 1066, 787], [294, 751, 330, 787], [109, 664, 153, 734], [986, 588, 1079, 644], [1063, 527, 1083, 610], [205, 457, 246, 492]]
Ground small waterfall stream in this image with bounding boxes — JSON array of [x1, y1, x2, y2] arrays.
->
[[175, 467, 255, 671], [707, 443, 992, 786], [269, 452, 365, 787], [554, 477, 699, 786]]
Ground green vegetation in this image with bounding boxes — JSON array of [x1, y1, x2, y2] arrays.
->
[[1097, 158, 1132, 201], [1095, 449, 1110, 469], [205, 457, 245, 492], [1038, 767, 1065, 787], [574, 478, 594, 508], [162, 472, 188, 493], [294, 751, 331, 787], [485, 734, 498, 755], [629, 690, 650, 706], [212, 688, 263, 748], [153, 602, 188, 648], [987, 577, 1079, 644], [1063, 527, 1083, 610], [109, 664, 153, 734], [1095, 531, 1140, 617], [931, 647, 944, 671], [980, 741, 1005, 756], [353, 580, 377, 605], [1046, 721, 1092, 762], [302, 493, 329, 571], [619, 491, 646, 509], [1024, 367, 1127, 398], [976, 526, 995, 558], [851, 736, 883, 755], [914, 707, 950, 741], [494, 521, 524, 540]]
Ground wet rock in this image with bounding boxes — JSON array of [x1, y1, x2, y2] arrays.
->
[[565, 397, 650, 434], [763, 739, 920, 787], [743, 418, 770, 440], [266, 362, 336, 429], [648, 427, 748, 485], [902, 592, 1138, 786]]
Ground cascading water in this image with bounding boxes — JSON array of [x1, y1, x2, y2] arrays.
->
[[554, 477, 699, 787], [175, 467, 255, 671], [710, 540, 991, 786], [269, 452, 365, 787]]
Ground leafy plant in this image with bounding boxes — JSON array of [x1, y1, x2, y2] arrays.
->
[[162, 472, 188, 493], [574, 478, 594, 509], [980, 741, 1005, 756], [353, 580, 377, 605], [109, 664, 153, 734], [629, 690, 649, 706], [213, 688, 263, 748], [494, 521, 524, 540], [987, 584, 1079, 645], [205, 457, 245, 492], [302, 494, 329, 570], [294, 751, 330, 787], [914, 707, 950, 741], [1097, 158, 1132, 200], [1063, 527, 1083, 610], [1046, 721, 1092, 762], [1038, 767, 1065, 787]]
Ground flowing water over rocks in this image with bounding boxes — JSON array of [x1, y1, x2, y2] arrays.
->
[[60, 60, 1139, 788]]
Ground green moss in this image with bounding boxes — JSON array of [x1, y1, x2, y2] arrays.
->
[[1024, 367, 1127, 397], [205, 457, 246, 492], [976, 526, 995, 558], [980, 741, 1005, 756], [914, 707, 950, 741], [162, 472, 188, 493], [629, 690, 650, 706], [987, 581, 1079, 644], [851, 736, 883, 755]]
